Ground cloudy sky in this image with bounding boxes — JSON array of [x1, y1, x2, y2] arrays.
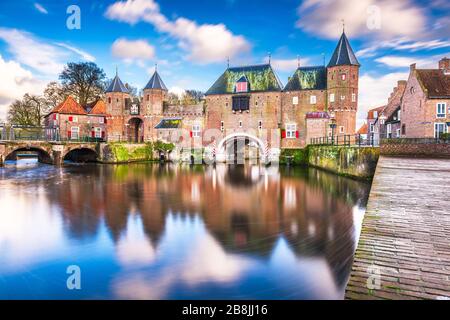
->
[[0, 0, 449, 126]]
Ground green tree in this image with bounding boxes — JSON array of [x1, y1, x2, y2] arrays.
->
[[59, 62, 106, 106]]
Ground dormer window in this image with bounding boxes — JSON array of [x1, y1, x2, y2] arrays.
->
[[341, 74, 346, 81], [235, 76, 249, 93]]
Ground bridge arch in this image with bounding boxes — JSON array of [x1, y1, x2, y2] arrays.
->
[[216, 133, 267, 163], [63, 147, 98, 163], [4, 146, 53, 164]]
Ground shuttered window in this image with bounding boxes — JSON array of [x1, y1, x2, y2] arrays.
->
[[232, 96, 250, 111]]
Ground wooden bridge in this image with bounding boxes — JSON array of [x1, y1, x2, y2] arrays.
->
[[0, 140, 100, 166]]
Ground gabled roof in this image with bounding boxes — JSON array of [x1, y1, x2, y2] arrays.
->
[[106, 75, 129, 93], [50, 96, 87, 115], [416, 69, 450, 98], [328, 32, 360, 67], [284, 66, 327, 91], [89, 100, 107, 115], [144, 70, 168, 91], [357, 123, 368, 134], [206, 64, 283, 95], [367, 106, 385, 120], [155, 118, 182, 129]]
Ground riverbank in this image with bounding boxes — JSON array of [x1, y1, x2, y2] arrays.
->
[[345, 156, 450, 300]]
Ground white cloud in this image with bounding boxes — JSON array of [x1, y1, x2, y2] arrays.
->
[[55, 43, 96, 62], [34, 3, 48, 14], [105, 0, 251, 64], [169, 86, 185, 97], [357, 71, 408, 124], [0, 28, 96, 76], [112, 38, 156, 64], [297, 0, 426, 40], [357, 38, 450, 58], [0, 55, 46, 121], [269, 58, 310, 72]]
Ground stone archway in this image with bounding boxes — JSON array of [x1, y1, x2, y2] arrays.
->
[[63, 147, 98, 163], [216, 133, 267, 164], [4, 146, 53, 164], [127, 118, 144, 143]]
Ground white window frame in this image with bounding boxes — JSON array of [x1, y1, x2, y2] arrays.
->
[[286, 124, 297, 139], [340, 95, 345, 101], [339, 126, 345, 134], [387, 123, 392, 137], [341, 74, 346, 81], [192, 124, 201, 138], [330, 93, 335, 102], [373, 111, 378, 119], [437, 103, 446, 118], [310, 95, 317, 104], [352, 93, 356, 102], [99, 117, 104, 124], [292, 96, 299, 105], [94, 127, 102, 138], [71, 126, 80, 140], [434, 122, 447, 138], [398, 110, 401, 121], [396, 128, 401, 137], [220, 121, 224, 132]]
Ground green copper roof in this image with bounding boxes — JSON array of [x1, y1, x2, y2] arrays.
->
[[206, 64, 283, 95], [284, 66, 327, 91]]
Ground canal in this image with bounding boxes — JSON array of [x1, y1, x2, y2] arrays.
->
[[0, 160, 370, 299]]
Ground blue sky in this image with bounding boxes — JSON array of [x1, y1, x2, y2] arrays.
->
[[0, 0, 449, 125]]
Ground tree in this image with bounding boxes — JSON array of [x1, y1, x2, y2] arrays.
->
[[43, 81, 66, 109], [7, 94, 50, 126], [185, 90, 205, 103], [59, 62, 106, 106]]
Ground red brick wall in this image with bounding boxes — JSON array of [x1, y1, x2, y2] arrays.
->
[[381, 140, 450, 158]]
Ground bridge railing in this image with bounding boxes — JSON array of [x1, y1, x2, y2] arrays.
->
[[0, 125, 105, 143], [310, 134, 373, 147]]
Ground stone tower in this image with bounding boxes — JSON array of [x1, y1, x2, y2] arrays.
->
[[142, 69, 168, 116], [105, 72, 131, 141], [326, 30, 360, 135]]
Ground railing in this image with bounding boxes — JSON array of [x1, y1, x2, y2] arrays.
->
[[0, 125, 105, 143], [310, 134, 373, 147]]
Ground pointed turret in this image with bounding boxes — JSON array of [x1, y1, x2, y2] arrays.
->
[[327, 31, 360, 67], [144, 70, 168, 91], [106, 73, 129, 93]]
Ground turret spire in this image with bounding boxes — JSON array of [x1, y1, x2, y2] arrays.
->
[[327, 30, 360, 67]]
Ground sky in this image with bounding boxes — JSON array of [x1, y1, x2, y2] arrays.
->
[[0, 0, 449, 126]]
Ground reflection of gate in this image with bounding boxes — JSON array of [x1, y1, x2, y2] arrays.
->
[[217, 133, 267, 163], [127, 118, 144, 143]]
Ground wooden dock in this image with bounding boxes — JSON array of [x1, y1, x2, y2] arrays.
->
[[346, 156, 450, 300]]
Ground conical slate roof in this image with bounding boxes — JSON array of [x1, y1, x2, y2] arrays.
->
[[106, 75, 129, 93], [144, 70, 168, 90], [327, 32, 360, 67]]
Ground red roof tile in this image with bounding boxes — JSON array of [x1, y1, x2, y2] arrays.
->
[[51, 96, 87, 115], [89, 100, 106, 115], [367, 106, 385, 119], [416, 69, 450, 98], [357, 123, 368, 134]]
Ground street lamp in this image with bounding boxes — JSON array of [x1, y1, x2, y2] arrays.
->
[[329, 112, 337, 145]]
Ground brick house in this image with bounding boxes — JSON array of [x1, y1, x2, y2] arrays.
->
[[401, 58, 450, 138], [44, 96, 107, 141], [366, 106, 384, 144]]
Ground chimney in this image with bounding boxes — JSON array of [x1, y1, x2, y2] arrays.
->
[[410, 63, 416, 72], [439, 57, 450, 74]]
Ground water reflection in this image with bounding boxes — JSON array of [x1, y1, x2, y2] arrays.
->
[[0, 162, 370, 299]]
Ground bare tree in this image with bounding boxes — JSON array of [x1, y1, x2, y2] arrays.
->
[[59, 62, 106, 106], [43, 82, 66, 109], [7, 94, 50, 126]]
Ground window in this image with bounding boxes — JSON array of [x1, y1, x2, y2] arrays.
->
[[370, 123, 374, 133], [387, 124, 392, 138], [373, 111, 378, 119], [340, 95, 345, 101], [398, 110, 401, 121], [71, 127, 79, 140], [235, 79, 248, 93], [339, 126, 345, 134], [192, 124, 201, 138], [220, 121, 224, 132], [341, 74, 346, 81], [292, 96, 299, 105], [94, 127, 102, 138], [232, 96, 250, 111], [410, 87, 415, 94], [147, 95, 149, 101], [310, 95, 317, 104], [329, 93, 335, 102], [396, 128, 401, 137], [286, 124, 297, 139], [352, 93, 356, 102], [435, 123, 446, 138], [402, 124, 406, 135], [258, 120, 262, 130], [108, 97, 111, 104], [99, 117, 105, 124], [437, 103, 446, 118], [239, 120, 243, 128]]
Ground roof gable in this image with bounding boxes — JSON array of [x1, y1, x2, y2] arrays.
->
[[416, 69, 450, 98], [144, 71, 168, 91], [51, 96, 87, 115], [284, 66, 327, 91], [328, 32, 360, 67], [106, 75, 129, 93], [89, 100, 106, 115], [206, 64, 283, 95]]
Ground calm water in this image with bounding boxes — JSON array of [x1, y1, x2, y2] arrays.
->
[[0, 160, 370, 300]]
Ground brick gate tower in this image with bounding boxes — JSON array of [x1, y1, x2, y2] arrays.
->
[[327, 30, 360, 135]]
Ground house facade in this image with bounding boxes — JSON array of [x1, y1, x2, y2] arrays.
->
[[44, 96, 107, 141]]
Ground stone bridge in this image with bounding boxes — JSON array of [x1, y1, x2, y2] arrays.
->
[[0, 141, 100, 166]]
